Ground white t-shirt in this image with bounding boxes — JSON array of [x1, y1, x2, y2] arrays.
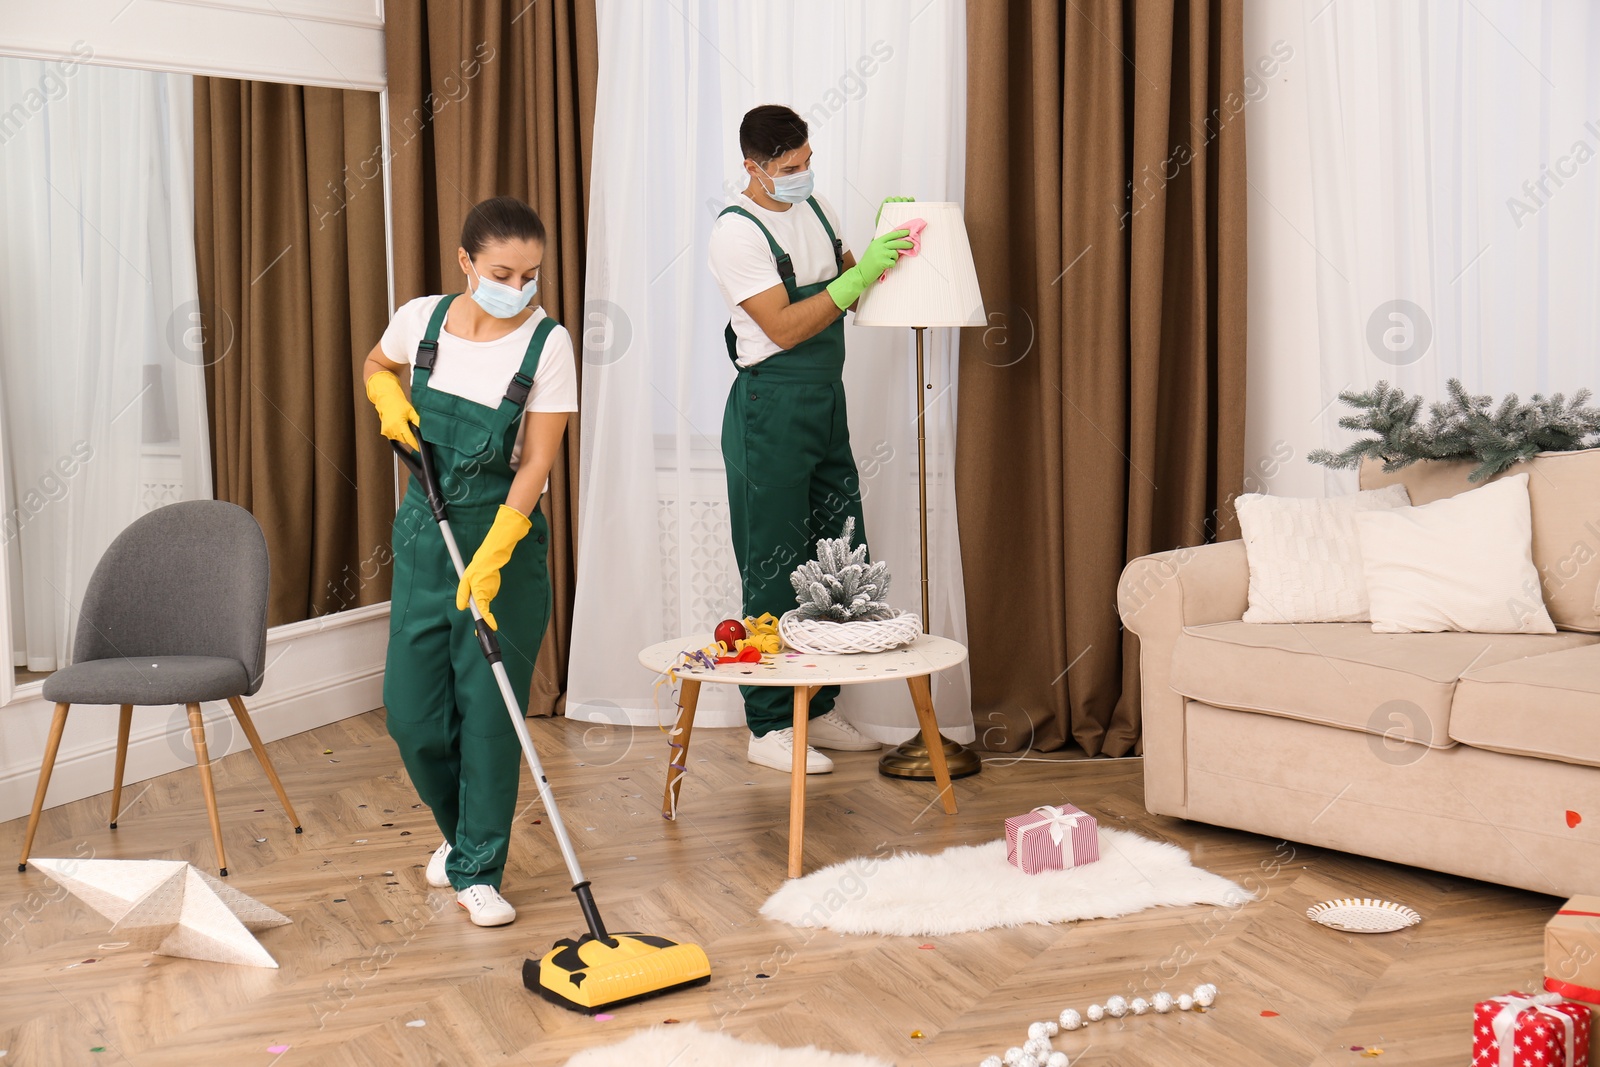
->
[[379, 295, 578, 488], [708, 193, 851, 367]]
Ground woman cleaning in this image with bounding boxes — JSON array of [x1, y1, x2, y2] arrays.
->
[[362, 195, 577, 927]]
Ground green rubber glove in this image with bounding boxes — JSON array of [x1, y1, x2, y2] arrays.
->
[[875, 195, 916, 224], [826, 228, 912, 310]]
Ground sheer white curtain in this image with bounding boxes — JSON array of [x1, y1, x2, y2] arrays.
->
[[571, 0, 974, 739], [1303, 0, 1600, 489], [0, 60, 211, 672]]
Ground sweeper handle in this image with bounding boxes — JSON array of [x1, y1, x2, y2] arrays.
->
[[391, 438, 614, 947]]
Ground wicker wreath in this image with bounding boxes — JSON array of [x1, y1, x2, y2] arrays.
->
[[778, 609, 922, 654]]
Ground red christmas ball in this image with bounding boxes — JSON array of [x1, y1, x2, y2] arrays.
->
[[713, 618, 747, 649]]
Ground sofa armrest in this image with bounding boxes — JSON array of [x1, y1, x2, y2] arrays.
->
[[1117, 541, 1249, 815]]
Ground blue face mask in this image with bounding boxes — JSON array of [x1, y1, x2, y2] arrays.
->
[[468, 261, 538, 318], [758, 164, 815, 204]]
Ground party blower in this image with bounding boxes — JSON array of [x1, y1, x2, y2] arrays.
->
[[391, 438, 711, 1012]]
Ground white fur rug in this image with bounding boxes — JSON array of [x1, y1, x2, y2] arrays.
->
[[562, 1023, 893, 1067], [761, 829, 1250, 936]]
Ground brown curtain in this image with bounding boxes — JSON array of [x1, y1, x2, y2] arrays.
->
[[194, 81, 394, 627], [958, 1, 1248, 755], [385, 0, 598, 717]]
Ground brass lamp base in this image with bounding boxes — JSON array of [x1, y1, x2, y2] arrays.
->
[[879, 734, 984, 780]]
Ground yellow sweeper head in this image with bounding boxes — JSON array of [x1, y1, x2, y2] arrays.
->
[[524, 932, 711, 1013]]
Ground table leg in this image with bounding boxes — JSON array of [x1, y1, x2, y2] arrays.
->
[[906, 675, 958, 815], [788, 685, 811, 878], [661, 678, 701, 821]]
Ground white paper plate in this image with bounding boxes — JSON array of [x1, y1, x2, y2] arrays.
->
[[1306, 897, 1422, 933]]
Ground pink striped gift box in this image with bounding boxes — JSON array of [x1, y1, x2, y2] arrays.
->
[[1005, 803, 1100, 874]]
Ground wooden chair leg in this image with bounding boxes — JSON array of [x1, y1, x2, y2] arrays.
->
[[187, 703, 229, 877], [109, 705, 132, 829], [18, 703, 71, 872], [788, 686, 812, 878], [226, 696, 302, 834], [661, 679, 702, 820], [907, 675, 958, 815]]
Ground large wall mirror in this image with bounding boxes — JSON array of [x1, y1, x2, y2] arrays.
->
[[0, 46, 393, 703]]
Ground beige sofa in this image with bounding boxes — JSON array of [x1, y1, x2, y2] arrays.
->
[[1118, 450, 1600, 897]]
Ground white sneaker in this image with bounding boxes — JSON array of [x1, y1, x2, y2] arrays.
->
[[805, 710, 879, 751], [456, 884, 515, 926], [425, 840, 452, 888], [748, 728, 833, 774]]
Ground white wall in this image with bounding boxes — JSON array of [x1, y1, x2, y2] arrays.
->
[[0, 0, 385, 90], [0, 0, 389, 823], [1242, 0, 1326, 499]]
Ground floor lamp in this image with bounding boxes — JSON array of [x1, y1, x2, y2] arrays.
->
[[854, 202, 985, 781]]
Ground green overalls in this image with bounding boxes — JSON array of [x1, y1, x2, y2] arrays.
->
[[383, 293, 554, 891], [720, 198, 870, 737]]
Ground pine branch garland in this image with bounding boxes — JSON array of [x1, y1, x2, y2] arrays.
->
[[1308, 379, 1600, 482]]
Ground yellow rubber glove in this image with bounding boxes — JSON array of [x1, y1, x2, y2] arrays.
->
[[456, 505, 532, 630], [365, 371, 420, 452]]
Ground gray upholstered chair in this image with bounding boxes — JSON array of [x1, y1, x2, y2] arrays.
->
[[17, 500, 300, 877]]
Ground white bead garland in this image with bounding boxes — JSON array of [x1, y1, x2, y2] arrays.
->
[[976, 984, 1219, 1067]]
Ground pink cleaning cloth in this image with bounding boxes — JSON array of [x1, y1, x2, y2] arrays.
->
[[878, 217, 926, 282]]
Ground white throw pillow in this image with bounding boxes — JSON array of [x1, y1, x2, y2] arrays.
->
[[1237, 484, 1412, 623], [1352, 473, 1556, 634]]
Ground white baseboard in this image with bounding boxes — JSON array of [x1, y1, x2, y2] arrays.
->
[[0, 604, 389, 822]]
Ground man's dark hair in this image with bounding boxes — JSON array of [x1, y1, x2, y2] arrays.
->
[[461, 195, 546, 256], [739, 105, 809, 164]]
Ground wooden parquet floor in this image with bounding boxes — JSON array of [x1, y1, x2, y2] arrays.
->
[[0, 709, 1559, 1066]]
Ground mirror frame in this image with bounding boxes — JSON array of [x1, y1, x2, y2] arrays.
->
[[0, 38, 397, 707]]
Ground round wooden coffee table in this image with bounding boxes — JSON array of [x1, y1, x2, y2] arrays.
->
[[638, 633, 969, 877]]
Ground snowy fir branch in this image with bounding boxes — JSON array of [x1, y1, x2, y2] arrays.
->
[[1307, 379, 1600, 482]]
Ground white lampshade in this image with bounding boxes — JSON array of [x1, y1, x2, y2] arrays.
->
[[853, 201, 986, 328]]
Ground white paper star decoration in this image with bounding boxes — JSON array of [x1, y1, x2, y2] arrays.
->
[[30, 858, 291, 968]]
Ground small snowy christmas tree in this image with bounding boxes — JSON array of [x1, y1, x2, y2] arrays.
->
[[789, 517, 896, 623]]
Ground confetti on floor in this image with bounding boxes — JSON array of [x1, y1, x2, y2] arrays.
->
[[918, 944, 935, 950], [663, 1019, 679, 1025], [1261, 1010, 1279, 1017], [405, 1020, 426, 1028], [910, 1030, 925, 1039], [267, 1045, 289, 1054], [594, 1013, 615, 1022], [323, 749, 333, 754], [1569, 810, 1583, 828], [1361, 1050, 1384, 1058]]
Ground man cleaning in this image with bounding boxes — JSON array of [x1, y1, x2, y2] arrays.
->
[[708, 103, 912, 774]]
